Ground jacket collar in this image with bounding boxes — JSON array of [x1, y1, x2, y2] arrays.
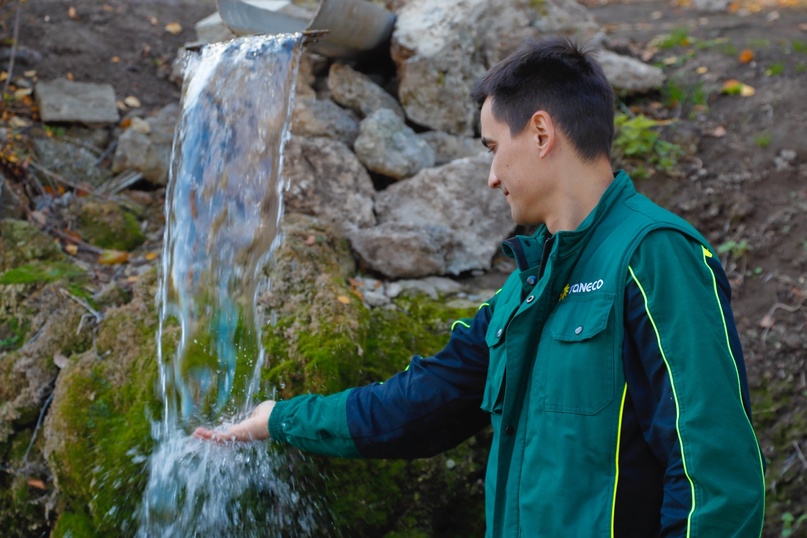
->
[[501, 170, 635, 273]]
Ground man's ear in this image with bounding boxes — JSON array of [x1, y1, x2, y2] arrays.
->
[[530, 111, 555, 158]]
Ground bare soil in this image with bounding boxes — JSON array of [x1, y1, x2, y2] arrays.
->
[[4, 0, 807, 535]]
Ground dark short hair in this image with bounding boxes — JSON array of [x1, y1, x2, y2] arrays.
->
[[471, 36, 615, 162]]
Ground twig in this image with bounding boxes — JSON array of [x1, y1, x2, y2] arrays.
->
[[2, 0, 23, 95], [793, 441, 807, 470], [27, 161, 98, 196], [95, 139, 118, 166], [44, 226, 104, 255], [59, 288, 103, 336], [22, 390, 55, 464]]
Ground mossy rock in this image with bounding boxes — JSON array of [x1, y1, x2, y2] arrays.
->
[[0, 219, 64, 272], [43, 268, 166, 536], [71, 199, 146, 251], [261, 214, 488, 536]]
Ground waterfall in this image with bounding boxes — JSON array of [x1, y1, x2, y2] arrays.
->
[[137, 33, 323, 537]]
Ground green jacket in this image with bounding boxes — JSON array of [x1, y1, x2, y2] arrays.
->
[[270, 171, 766, 536]]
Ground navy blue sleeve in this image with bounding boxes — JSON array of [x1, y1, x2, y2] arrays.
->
[[345, 303, 492, 459]]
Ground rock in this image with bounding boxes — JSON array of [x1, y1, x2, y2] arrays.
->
[[0, 219, 64, 273], [596, 49, 665, 94], [392, 0, 600, 135], [282, 136, 376, 230], [112, 104, 179, 185], [69, 199, 146, 251], [327, 63, 405, 119], [396, 276, 463, 299], [363, 289, 391, 307], [194, 12, 237, 43], [33, 137, 110, 188], [350, 154, 514, 278], [354, 109, 435, 179], [418, 131, 484, 165], [692, 0, 731, 11], [35, 79, 119, 125], [291, 97, 360, 146]]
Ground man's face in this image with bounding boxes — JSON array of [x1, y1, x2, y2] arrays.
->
[[480, 97, 547, 226]]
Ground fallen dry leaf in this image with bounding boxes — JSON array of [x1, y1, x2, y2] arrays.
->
[[27, 479, 47, 490], [99, 250, 130, 265], [124, 95, 142, 108], [721, 79, 755, 97], [111, 56, 120, 63], [65, 244, 79, 256], [0, 71, 7, 82], [708, 126, 727, 138], [14, 88, 32, 99], [116, 100, 128, 111], [29, 210, 47, 226], [663, 56, 679, 65], [165, 22, 183, 35], [68, 6, 77, 19], [696, 66, 708, 74], [23, 70, 36, 77], [759, 313, 775, 329], [305, 235, 316, 246], [337, 295, 351, 305], [149, 16, 159, 26], [103, 4, 114, 12], [738, 49, 754, 64], [145, 251, 159, 261], [66, 72, 74, 81], [10, 116, 31, 128]]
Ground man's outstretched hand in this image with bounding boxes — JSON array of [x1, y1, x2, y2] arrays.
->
[[193, 400, 276, 443]]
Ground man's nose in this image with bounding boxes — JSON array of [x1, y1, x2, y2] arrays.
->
[[488, 170, 500, 190]]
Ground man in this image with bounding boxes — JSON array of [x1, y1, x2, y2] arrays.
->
[[196, 36, 766, 536]]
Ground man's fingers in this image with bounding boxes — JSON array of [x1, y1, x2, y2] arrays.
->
[[193, 427, 235, 443]]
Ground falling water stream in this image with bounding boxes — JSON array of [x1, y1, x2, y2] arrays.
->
[[136, 34, 322, 536]]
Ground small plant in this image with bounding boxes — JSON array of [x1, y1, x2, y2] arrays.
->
[[656, 27, 692, 50], [793, 40, 807, 54], [766, 62, 785, 76], [748, 38, 771, 49], [781, 512, 807, 537], [613, 113, 685, 178], [43, 124, 66, 138], [755, 133, 772, 148], [796, 63, 806, 74], [717, 239, 750, 259], [662, 77, 709, 114]]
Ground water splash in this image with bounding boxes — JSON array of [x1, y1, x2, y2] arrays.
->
[[138, 34, 321, 536]]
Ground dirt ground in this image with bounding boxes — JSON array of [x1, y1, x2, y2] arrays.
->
[[4, 0, 807, 535]]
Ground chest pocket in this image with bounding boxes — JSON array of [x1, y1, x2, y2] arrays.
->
[[481, 312, 513, 415], [540, 294, 616, 415]]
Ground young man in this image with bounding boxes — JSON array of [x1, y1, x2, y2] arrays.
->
[[196, 37, 766, 536]]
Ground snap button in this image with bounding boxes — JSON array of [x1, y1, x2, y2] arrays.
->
[[525, 295, 534, 303], [574, 326, 583, 335], [526, 275, 537, 285], [496, 329, 503, 338], [505, 424, 514, 435]]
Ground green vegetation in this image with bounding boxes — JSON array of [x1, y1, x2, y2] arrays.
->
[[755, 133, 772, 148], [766, 62, 785, 76], [656, 27, 692, 49], [717, 239, 750, 259], [613, 113, 685, 179]]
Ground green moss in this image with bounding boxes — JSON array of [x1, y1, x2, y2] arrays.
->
[[51, 511, 97, 538], [75, 200, 146, 251], [0, 219, 64, 272], [0, 262, 86, 285], [0, 316, 29, 352]]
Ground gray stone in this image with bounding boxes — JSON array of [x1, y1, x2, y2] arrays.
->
[[33, 137, 110, 188], [396, 276, 463, 299], [35, 79, 119, 125], [349, 154, 514, 278], [354, 109, 435, 179], [327, 63, 404, 119], [392, 0, 601, 136], [596, 49, 665, 94], [291, 97, 360, 146], [692, 0, 731, 11], [363, 289, 391, 307], [418, 131, 484, 165], [112, 104, 179, 186], [195, 12, 237, 43], [1, 173, 27, 220], [283, 135, 376, 231]]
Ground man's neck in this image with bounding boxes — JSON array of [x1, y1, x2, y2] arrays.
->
[[544, 157, 614, 235]]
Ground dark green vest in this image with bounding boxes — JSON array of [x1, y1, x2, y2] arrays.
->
[[482, 171, 709, 537]]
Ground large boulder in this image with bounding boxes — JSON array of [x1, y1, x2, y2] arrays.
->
[[283, 136, 376, 231], [354, 108, 436, 180], [33, 137, 110, 188], [418, 130, 484, 165], [350, 154, 514, 278]]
